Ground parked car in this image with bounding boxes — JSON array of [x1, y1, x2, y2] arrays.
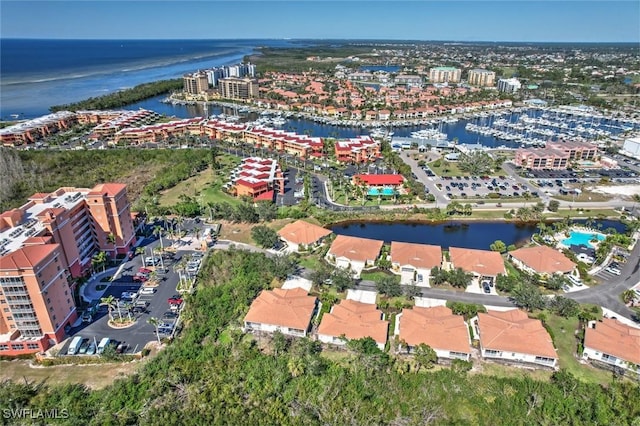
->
[[139, 267, 152, 275], [168, 295, 183, 305], [606, 266, 621, 276], [86, 342, 96, 355], [121, 291, 138, 300], [115, 342, 128, 354], [81, 311, 93, 323], [482, 283, 491, 294], [163, 311, 179, 320], [140, 286, 156, 295], [145, 256, 160, 266], [133, 274, 149, 282], [78, 339, 90, 354]]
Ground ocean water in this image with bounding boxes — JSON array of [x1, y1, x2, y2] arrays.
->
[[0, 39, 292, 119]]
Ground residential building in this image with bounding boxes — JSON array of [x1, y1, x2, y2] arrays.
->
[[515, 148, 570, 170], [0, 112, 77, 147], [352, 174, 405, 190], [394, 74, 423, 87], [509, 246, 577, 278], [0, 243, 78, 356], [243, 287, 318, 337], [583, 318, 640, 377], [244, 125, 324, 159], [467, 69, 496, 87], [183, 71, 210, 95], [334, 136, 381, 163], [547, 141, 598, 161], [317, 300, 388, 350], [227, 157, 285, 201], [497, 78, 521, 93], [325, 235, 384, 278], [389, 242, 442, 286], [0, 183, 136, 278], [395, 306, 471, 361], [448, 247, 505, 285], [277, 220, 332, 253], [219, 77, 259, 100], [475, 310, 558, 368], [429, 67, 462, 83]]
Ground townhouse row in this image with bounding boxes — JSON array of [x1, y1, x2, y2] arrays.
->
[[243, 284, 640, 373]]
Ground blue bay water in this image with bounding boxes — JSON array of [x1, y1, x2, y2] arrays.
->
[[0, 39, 293, 119]]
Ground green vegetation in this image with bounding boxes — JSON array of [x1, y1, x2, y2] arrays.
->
[[1, 250, 638, 425], [50, 79, 182, 111], [246, 45, 376, 73]]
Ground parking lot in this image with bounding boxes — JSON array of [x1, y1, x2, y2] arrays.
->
[[60, 238, 203, 357], [524, 168, 639, 181], [427, 173, 537, 201]]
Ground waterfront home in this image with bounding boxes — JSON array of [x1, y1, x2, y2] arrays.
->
[[277, 220, 332, 253], [243, 288, 318, 338], [317, 300, 388, 350], [227, 157, 285, 201], [583, 318, 640, 378], [448, 247, 506, 285], [474, 310, 558, 368], [508, 245, 577, 278], [325, 235, 384, 278], [389, 242, 442, 286], [334, 135, 381, 163], [395, 306, 471, 361]]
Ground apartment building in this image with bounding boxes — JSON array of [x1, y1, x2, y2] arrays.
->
[[467, 69, 496, 87], [547, 141, 598, 161], [334, 136, 381, 163], [0, 112, 77, 147], [0, 242, 77, 356], [0, 183, 136, 279], [219, 77, 259, 100], [183, 71, 210, 95], [497, 78, 522, 93], [429, 67, 462, 83], [226, 157, 285, 201], [515, 148, 570, 170], [244, 126, 324, 159]]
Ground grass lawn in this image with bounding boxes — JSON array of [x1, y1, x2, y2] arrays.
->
[[476, 362, 553, 382], [217, 218, 294, 245], [360, 270, 399, 283], [504, 261, 523, 278], [298, 254, 325, 271], [545, 208, 621, 219], [0, 360, 141, 390], [428, 160, 468, 177], [543, 313, 614, 385], [553, 191, 613, 203]]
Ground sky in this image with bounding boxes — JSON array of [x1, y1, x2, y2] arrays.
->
[[1, 1, 639, 43]]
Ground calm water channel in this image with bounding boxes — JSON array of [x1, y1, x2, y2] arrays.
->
[[328, 219, 626, 250]]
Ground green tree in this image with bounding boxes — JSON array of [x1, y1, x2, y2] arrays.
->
[[547, 200, 560, 212], [256, 201, 278, 222], [414, 343, 437, 371], [376, 275, 402, 297], [329, 267, 355, 292], [548, 296, 580, 318], [91, 251, 108, 273], [148, 317, 161, 344], [99, 295, 116, 322], [544, 274, 569, 291], [511, 283, 547, 312], [448, 268, 472, 289], [458, 151, 493, 175], [404, 282, 422, 300], [251, 225, 279, 249], [622, 289, 637, 305], [489, 240, 507, 253]]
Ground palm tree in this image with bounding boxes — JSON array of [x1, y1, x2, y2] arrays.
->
[[622, 289, 636, 305], [92, 251, 108, 273], [148, 317, 162, 344], [100, 295, 116, 322], [287, 357, 305, 378], [106, 233, 117, 260]]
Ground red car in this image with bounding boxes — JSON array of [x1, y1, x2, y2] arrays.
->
[[168, 295, 183, 305], [133, 273, 149, 282], [138, 267, 152, 275]]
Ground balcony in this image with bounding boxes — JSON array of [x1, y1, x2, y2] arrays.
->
[[2, 290, 29, 297]]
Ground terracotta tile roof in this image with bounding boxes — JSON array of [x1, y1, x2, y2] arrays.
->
[[390, 242, 442, 269], [277, 220, 332, 246], [353, 174, 405, 186], [318, 300, 388, 346], [584, 318, 640, 365], [398, 306, 470, 354], [0, 244, 59, 271], [509, 246, 576, 274], [449, 247, 505, 276], [477, 310, 557, 359], [328, 235, 383, 263], [244, 288, 317, 331], [88, 183, 127, 196]]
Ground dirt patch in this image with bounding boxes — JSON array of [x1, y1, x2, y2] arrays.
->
[[218, 218, 296, 245], [0, 359, 142, 389], [120, 163, 165, 204]]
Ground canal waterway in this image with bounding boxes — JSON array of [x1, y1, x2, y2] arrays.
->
[[328, 219, 626, 250], [126, 95, 636, 149]]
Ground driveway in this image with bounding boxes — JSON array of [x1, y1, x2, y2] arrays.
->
[[399, 150, 447, 205]]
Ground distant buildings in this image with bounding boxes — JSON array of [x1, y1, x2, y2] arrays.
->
[[0, 183, 136, 357], [0, 112, 77, 146], [467, 69, 496, 87], [206, 63, 256, 87], [429, 66, 462, 83], [622, 136, 640, 159], [334, 135, 381, 163], [515, 141, 598, 170], [497, 78, 522, 93], [219, 77, 259, 100], [182, 71, 210, 95]]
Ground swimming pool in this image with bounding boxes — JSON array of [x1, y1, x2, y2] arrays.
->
[[562, 231, 605, 248], [368, 188, 396, 196]]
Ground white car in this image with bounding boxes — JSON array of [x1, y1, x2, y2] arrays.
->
[[145, 256, 160, 266], [140, 287, 156, 295], [606, 267, 621, 276], [121, 291, 138, 300]]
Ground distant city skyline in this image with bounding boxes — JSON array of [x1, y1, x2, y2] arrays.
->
[[1, 1, 638, 43]]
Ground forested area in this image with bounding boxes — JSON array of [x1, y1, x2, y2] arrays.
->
[[1, 249, 638, 425], [49, 79, 182, 112], [0, 148, 209, 212]]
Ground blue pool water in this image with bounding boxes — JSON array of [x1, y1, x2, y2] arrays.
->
[[562, 231, 605, 248], [382, 188, 395, 196], [368, 188, 396, 196]]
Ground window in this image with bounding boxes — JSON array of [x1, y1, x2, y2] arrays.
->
[[485, 349, 501, 356], [602, 353, 617, 363], [535, 356, 555, 365], [27, 343, 39, 350], [0, 299, 5, 304], [11, 344, 24, 350], [67, 299, 71, 304], [6, 316, 12, 321], [3, 308, 8, 313]]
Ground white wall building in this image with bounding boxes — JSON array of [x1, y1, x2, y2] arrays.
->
[[497, 78, 522, 93]]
